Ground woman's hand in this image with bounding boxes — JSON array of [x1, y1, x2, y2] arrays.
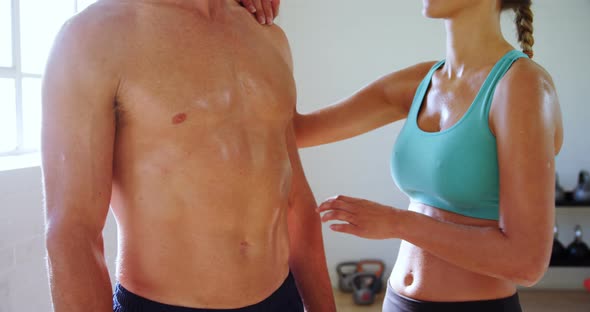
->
[[237, 0, 280, 25], [317, 195, 402, 239]]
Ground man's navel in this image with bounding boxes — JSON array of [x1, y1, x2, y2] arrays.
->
[[239, 241, 250, 256]]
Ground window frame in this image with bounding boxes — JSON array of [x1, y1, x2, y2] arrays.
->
[[0, 0, 84, 157], [0, 0, 24, 156]]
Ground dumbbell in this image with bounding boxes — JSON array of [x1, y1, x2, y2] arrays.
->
[[352, 272, 379, 306], [356, 259, 385, 293], [574, 170, 590, 204], [336, 262, 358, 293], [555, 173, 566, 203], [566, 225, 590, 266], [551, 224, 567, 266]]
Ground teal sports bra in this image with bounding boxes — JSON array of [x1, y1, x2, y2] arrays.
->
[[391, 50, 528, 221]]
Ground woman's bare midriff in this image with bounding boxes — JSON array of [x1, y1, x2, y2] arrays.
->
[[390, 202, 517, 302]]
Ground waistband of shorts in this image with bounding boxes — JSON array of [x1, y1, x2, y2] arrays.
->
[[385, 282, 522, 312], [114, 272, 298, 312]]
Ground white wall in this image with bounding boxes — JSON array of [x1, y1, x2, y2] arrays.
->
[[0, 1, 589, 311], [0, 167, 47, 312], [278, 0, 590, 287], [0, 166, 117, 312]]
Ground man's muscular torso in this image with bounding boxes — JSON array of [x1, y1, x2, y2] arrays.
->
[[83, 0, 296, 307]]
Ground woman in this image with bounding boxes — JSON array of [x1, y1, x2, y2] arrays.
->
[[293, 1, 563, 311]]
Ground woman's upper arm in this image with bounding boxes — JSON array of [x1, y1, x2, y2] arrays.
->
[[492, 60, 562, 274], [294, 61, 437, 148], [42, 13, 121, 236]]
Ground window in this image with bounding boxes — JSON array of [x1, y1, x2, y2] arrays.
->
[[0, 0, 97, 156]]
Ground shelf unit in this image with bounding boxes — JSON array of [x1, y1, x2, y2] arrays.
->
[[556, 204, 590, 208], [545, 205, 589, 290], [556, 190, 590, 207], [551, 204, 590, 269]]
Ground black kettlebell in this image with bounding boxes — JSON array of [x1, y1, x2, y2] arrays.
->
[[566, 225, 590, 266], [550, 224, 567, 266], [573, 170, 590, 204], [356, 260, 385, 293], [555, 173, 566, 203], [352, 272, 379, 306], [336, 262, 358, 293]]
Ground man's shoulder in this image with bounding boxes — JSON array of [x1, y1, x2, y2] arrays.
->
[[46, 1, 134, 81], [261, 24, 292, 69], [57, 1, 134, 54], [265, 24, 290, 49]]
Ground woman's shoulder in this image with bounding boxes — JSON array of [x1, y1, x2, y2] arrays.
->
[[377, 61, 440, 110], [406, 61, 441, 76], [381, 61, 440, 88], [490, 55, 558, 116], [501, 56, 557, 97], [490, 54, 563, 155], [491, 55, 561, 138]]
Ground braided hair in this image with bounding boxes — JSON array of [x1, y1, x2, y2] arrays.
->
[[502, 0, 534, 58]]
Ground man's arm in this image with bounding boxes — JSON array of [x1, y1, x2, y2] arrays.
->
[[286, 123, 336, 312], [42, 12, 120, 311]]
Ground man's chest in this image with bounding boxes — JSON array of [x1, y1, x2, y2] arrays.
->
[[116, 24, 296, 127]]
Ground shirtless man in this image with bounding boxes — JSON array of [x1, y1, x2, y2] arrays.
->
[[42, 1, 335, 311]]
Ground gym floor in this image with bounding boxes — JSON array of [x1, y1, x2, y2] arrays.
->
[[333, 290, 590, 312]]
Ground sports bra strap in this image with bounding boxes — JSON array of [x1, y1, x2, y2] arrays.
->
[[480, 50, 529, 118]]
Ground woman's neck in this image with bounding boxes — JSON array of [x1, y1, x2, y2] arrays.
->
[[443, 8, 512, 78]]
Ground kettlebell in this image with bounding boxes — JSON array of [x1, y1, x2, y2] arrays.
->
[[566, 225, 590, 266], [356, 260, 385, 293], [550, 224, 567, 266], [555, 173, 566, 203], [573, 170, 590, 204], [336, 262, 358, 293], [352, 272, 379, 306]]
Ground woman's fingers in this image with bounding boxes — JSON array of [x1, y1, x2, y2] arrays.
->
[[249, 0, 266, 24], [318, 199, 359, 213], [321, 210, 357, 225], [323, 195, 363, 204], [262, 0, 274, 25], [239, 0, 257, 13], [334, 195, 364, 203], [320, 197, 399, 239], [330, 223, 360, 236], [238, 0, 279, 25]]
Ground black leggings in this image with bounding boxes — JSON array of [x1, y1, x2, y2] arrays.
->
[[382, 283, 522, 312], [113, 272, 303, 312]]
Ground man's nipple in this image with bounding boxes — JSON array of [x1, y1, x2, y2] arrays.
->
[[172, 113, 187, 125]]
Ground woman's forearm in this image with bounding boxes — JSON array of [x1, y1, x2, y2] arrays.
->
[[397, 209, 549, 287]]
